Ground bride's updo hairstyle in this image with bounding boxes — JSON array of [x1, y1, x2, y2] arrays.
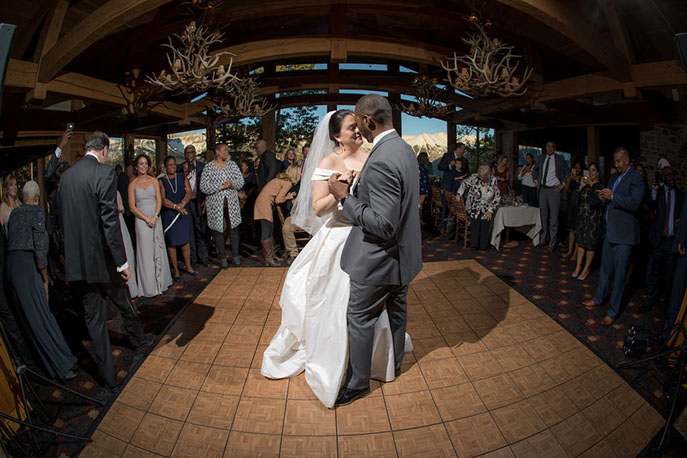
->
[[328, 109, 354, 146]]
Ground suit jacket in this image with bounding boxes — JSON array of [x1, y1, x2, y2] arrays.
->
[[604, 167, 646, 246], [437, 151, 462, 191], [256, 149, 280, 190], [673, 193, 687, 252], [57, 155, 126, 284], [183, 159, 205, 204], [532, 153, 568, 189], [341, 131, 423, 286], [649, 186, 684, 248]]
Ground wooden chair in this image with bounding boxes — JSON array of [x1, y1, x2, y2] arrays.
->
[[275, 206, 311, 250], [430, 186, 443, 227], [450, 193, 470, 249]]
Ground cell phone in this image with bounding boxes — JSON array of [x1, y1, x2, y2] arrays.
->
[[66, 122, 74, 131], [583, 170, 589, 179]]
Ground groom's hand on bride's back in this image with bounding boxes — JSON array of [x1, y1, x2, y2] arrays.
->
[[328, 173, 350, 201]]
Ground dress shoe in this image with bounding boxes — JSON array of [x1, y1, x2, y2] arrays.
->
[[199, 260, 210, 267], [547, 245, 556, 253], [232, 256, 242, 267], [601, 316, 615, 326], [134, 333, 155, 351], [582, 299, 598, 307], [62, 366, 80, 382], [221, 258, 229, 269], [334, 387, 371, 407], [285, 255, 297, 266]]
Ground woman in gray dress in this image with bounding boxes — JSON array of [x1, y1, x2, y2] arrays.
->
[[128, 154, 172, 297], [6, 181, 78, 380]]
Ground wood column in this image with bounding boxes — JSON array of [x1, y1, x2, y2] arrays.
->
[[37, 158, 45, 208], [587, 125, 600, 166], [156, 136, 167, 172], [447, 122, 457, 151], [499, 130, 517, 186], [124, 134, 135, 177], [262, 109, 277, 151], [389, 93, 402, 135]]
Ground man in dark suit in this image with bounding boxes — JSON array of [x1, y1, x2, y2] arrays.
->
[[255, 139, 281, 191], [583, 147, 645, 325], [329, 94, 423, 406], [532, 141, 569, 251], [437, 143, 468, 230], [640, 166, 683, 313], [667, 195, 687, 330], [183, 145, 209, 267], [58, 131, 151, 391]]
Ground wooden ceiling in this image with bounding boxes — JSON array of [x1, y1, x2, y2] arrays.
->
[[1, 0, 686, 147]]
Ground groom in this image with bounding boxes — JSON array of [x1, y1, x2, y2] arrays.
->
[[329, 94, 423, 406]]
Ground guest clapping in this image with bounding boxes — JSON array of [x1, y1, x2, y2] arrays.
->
[[572, 164, 604, 280], [159, 156, 195, 280], [458, 165, 501, 252], [129, 154, 173, 297], [200, 143, 244, 269], [6, 181, 78, 381], [254, 166, 301, 266]]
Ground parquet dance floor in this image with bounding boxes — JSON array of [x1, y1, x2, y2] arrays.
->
[[82, 260, 664, 457]]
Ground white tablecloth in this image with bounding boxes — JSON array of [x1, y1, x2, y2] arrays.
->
[[490, 206, 542, 249]]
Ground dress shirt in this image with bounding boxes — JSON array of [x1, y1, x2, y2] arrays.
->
[[187, 160, 197, 193], [543, 154, 560, 187], [372, 129, 396, 150]]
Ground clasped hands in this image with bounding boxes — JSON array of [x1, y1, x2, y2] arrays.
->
[[328, 170, 357, 202]]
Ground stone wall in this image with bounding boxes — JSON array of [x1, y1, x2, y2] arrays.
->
[[639, 126, 687, 185]]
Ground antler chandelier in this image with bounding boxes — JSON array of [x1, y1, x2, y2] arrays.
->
[[146, 20, 237, 94], [215, 72, 275, 118], [443, 14, 532, 98], [399, 66, 454, 119]]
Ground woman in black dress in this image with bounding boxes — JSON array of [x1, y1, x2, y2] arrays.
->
[[572, 163, 604, 281], [159, 156, 195, 280], [6, 181, 78, 380], [562, 161, 583, 259]]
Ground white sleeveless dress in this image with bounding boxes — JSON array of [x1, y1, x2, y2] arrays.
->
[[261, 168, 412, 408]]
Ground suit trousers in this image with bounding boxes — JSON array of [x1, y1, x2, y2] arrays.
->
[[593, 237, 633, 319], [345, 280, 408, 390], [188, 199, 209, 264], [644, 237, 677, 309], [539, 188, 561, 247], [282, 216, 300, 257], [72, 280, 146, 387], [470, 217, 491, 250]]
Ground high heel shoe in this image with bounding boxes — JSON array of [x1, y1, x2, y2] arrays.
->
[[578, 271, 589, 281], [571, 271, 579, 278]]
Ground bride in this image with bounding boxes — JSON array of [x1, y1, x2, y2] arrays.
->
[[261, 110, 411, 408]]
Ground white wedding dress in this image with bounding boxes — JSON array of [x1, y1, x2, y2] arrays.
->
[[261, 168, 412, 408]]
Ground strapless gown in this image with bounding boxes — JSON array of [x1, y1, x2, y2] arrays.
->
[[261, 168, 412, 408]]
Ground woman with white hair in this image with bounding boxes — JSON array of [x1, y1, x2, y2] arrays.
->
[[458, 164, 502, 252], [6, 181, 78, 381]]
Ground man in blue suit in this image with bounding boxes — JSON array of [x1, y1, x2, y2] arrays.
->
[[437, 143, 468, 230], [583, 147, 645, 325]]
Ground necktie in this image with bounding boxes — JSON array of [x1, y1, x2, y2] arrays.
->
[[542, 156, 551, 187], [664, 189, 672, 237]]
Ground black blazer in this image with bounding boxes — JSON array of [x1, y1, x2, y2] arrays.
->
[[183, 160, 205, 204], [649, 186, 684, 248], [116, 172, 130, 211], [437, 151, 456, 191], [57, 155, 126, 284], [256, 149, 281, 190]]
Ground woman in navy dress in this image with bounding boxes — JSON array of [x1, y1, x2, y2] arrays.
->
[[159, 156, 195, 280]]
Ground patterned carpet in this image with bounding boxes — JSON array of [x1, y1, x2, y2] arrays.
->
[[8, 232, 682, 456]]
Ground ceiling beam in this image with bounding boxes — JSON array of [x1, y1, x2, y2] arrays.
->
[[9, 0, 55, 59], [37, 0, 173, 83], [495, 0, 630, 80], [27, 0, 68, 102]]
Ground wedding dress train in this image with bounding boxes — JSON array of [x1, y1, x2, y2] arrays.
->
[[261, 168, 412, 408]]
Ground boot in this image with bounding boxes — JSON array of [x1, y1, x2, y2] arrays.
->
[[260, 239, 281, 267], [269, 238, 286, 262]]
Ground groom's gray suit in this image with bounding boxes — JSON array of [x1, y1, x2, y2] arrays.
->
[[340, 130, 423, 390]]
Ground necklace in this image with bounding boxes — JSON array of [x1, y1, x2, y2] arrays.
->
[[165, 174, 178, 194]]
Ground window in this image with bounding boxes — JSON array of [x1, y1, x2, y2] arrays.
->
[[339, 63, 387, 71], [339, 89, 388, 97], [107, 137, 125, 169]]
